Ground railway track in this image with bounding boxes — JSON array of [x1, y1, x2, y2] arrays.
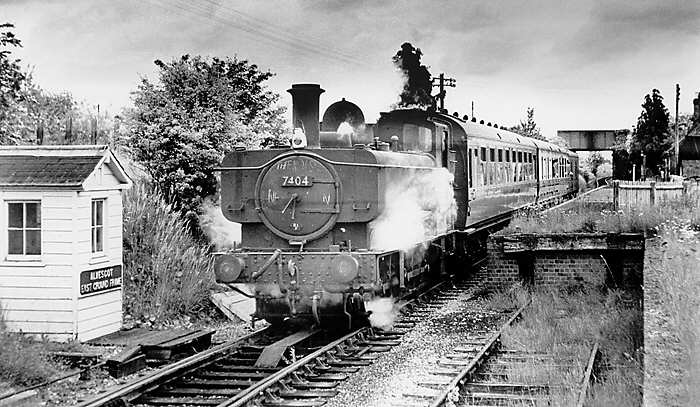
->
[[420, 303, 598, 407], [78, 280, 475, 407], [78, 199, 573, 407]]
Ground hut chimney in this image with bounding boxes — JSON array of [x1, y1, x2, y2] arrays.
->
[[287, 84, 324, 149]]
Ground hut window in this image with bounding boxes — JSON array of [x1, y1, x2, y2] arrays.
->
[[92, 199, 105, 253], [7, 202, 41, 256]]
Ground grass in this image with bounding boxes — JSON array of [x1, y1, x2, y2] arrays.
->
[[644, 226, 700, 405], [0, 306, 59, 388], [122, 178, 214, 323], [500, 192, 700, 235], [497, 286, 643, 406]]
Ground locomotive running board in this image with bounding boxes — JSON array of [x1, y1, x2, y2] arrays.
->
[[255, 329, 320, 368]]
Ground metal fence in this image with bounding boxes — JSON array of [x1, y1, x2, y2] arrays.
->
[[612, 180, 692, 209]]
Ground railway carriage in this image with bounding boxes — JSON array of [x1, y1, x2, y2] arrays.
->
[[215, 83, 578, 327]]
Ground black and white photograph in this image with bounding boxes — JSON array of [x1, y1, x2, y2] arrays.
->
[[1, 1, 699, 406]]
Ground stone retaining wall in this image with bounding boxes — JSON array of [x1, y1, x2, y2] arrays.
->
[[485, 233, 645, 289]]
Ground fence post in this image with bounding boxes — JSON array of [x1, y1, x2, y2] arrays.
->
[[650, 181, 656, 206], [613, 180, 619, 211]]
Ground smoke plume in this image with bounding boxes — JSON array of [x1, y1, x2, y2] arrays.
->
[[392, 42, 434, 108], [198, 198, 241, 250], [369, 168, 456, 251]]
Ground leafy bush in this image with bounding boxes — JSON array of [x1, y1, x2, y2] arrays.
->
[[122, 178, 214, 322], [124, 54, 287, 223], [0, 305, 58, 386]]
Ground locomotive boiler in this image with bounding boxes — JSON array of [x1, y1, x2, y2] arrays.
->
[[215, 83, 579, 327]]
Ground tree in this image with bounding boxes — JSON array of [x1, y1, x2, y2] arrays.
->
[[510, 107, 546, 141], [1, 23, 27, 144], [0, 70, 114, 146], [630, 89, 672, 177], [125, 54, 287, 223], [0, 23, 25, 108], [612, 129, 633, 180], [392, 42, 433, 108], [585, 151, 606, 177]]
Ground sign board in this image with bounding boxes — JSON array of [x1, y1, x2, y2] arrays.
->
[[80, 265, 122, 295]]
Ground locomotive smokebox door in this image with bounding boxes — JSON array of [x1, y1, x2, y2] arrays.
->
[[255, 152, 341, 242]]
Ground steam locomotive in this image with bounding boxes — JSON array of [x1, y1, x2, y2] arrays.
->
[[215, 83, 578, 327]]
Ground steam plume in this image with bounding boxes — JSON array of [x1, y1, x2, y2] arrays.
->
[[198, 198, 241, 250], [369, 168, 456, 251], [365, 297, 400, 330]]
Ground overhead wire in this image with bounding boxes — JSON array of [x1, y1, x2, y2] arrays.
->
[[144, 0, 369, 68], [198, 0, 363, 63]]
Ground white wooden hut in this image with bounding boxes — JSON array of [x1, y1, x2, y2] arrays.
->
[[0, 145, 132, 341]]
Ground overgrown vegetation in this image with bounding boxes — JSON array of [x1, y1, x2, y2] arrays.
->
[[499, 287, 643, 406], [122, 179, 214, 323], [0, 306, 58, 387], [501, 194, 700, 235], [645, 227, 700, 405]]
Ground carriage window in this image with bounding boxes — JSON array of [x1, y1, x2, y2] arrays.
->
[[497, 149, 503, 162], [489, 148, 495, 162], [480, 147, 486, 161], [517, 151, 523, 162], [402, 124, 433, 152], [505, 150, 510, 162]]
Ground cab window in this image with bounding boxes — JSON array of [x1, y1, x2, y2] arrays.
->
[[402, 124, 433, 152]]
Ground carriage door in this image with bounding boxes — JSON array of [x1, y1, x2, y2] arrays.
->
[[437, 123, 455, 174]]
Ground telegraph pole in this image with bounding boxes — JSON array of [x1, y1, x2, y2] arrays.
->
[[432, 73, 456, 111], [675, 84, 680, 175]]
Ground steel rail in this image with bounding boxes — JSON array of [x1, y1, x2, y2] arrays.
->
[[0, 361, 106, 402], [428, 301, 530, 407], [217, 327, 370, 407], [77, 326, 271, 407], [218, 280, 451, 407]]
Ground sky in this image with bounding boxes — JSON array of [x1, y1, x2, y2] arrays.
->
[[3, 0, 700, 139]]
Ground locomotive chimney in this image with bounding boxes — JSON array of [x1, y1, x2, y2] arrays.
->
[[693, 92, 700, 123], [288, 84, 325, 149]]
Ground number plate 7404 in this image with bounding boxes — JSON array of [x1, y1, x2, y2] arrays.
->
[[281, 176, 313, 187]]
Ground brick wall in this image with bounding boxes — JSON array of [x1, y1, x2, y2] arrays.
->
[[476, 239, 521, 288], [485, 234, 644, 289]]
